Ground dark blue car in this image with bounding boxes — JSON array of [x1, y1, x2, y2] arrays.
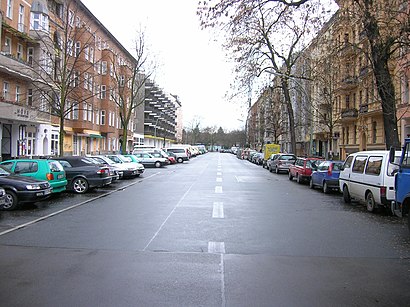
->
[[309, 160, 344, 193]]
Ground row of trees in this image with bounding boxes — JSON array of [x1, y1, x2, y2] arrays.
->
[[198, 0, 410, 151], [25, 0, 153, 155], [183, 125, 246, 149]]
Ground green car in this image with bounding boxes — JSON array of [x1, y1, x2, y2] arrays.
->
[[0, 159, 67, 193]]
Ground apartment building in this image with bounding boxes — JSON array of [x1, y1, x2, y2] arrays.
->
[[0, 0, 182, 160]]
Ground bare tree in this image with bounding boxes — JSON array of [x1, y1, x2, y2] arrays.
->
[[25, 1, 98, 155], [110, 30, 155, 153], [198, 0, 334, 154]]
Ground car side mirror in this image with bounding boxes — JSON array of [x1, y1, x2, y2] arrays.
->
[[389, 147, 398, 165]]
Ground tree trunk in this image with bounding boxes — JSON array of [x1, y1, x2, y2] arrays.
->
[[362, 4, 400, 149], [121, 127, 128, 154], [281, 77, 297, 154], [59, 116, 65, 156]]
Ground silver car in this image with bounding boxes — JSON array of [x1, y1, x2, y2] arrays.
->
[[268, 153, 296, 174]]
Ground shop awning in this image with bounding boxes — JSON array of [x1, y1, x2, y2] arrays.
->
[[90, 134, 103, 139]]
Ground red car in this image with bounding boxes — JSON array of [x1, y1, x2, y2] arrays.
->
[[288, 157, 324, 184]]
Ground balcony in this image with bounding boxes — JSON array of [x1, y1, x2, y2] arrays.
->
[[0, 52, 36, 80], [339, 75, 358, 90], [341, 108, 358, 120], [359, 104, 368, 114], [359, 66, 370, 78]]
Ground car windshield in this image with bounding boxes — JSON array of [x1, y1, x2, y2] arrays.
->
[[0, 165, 11, 176], [107, 156, 122, 163], [48, 161, 64, 172], [81, 157, 97, 165]]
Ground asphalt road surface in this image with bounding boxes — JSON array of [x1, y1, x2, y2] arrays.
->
[[0, 152, 409, 306]]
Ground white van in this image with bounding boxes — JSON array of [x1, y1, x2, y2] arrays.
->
[[339, 150, 401, 212]]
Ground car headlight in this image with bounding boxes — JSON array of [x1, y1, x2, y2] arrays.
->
[[0, 188, 5, 196], [26, 184, 42, 190]]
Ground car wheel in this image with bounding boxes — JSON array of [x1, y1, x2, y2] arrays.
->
[[275, 166, 279, 174], [72, 177, 89, 194], [309, 178, 315, 189], [343, 185, 351, 203], [177, 157, 183, 163], [323, 181, 330, 194], [155, 161, 161, 168], [296, 173, 302, 184], [366, 191, 376, 212], [288, 172, 293, 180], [1, 190, 19, 210]]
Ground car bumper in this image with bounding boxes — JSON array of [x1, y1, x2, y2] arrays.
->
[[325, 179, 340, 188], [88, 177, 112, 188], [17, 188, 52, 203]]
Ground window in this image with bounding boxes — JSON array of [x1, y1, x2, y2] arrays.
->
[[75, 16, 81, 28], [67, 39, 73, 56], [15, 161, 38, 174], [27, 47, 34, 65], [365, 156, 382, 176], [96, 109, 99, 125], [51, 135, 59, 155], [352, 156, 367, 173], [15, 85, 20, 102], [88, 104, 92, 121], [74, 71, 80, 87], [372, 121, 377, 143], [30, 12, 49, 32], [97, 36, 102, 50], [6, 0, 13, 19], [4, 37, 11, 54], [119, 75, 125, 87], [68, 10, 74, 27], [101, 110, 106, 125], [84, 72, 89, 89], [89, 47, 94, 63], [27, 88, 33, 106], [3, 82, 10, 100], [18, 5, 24, 32], [16, 44, 23, 60], [75, 41, 81, 57], [72, 102, 79, 119], [101, 61, 107, 75], [83, 102, 87, 120], [343, 156, 354, 169], [100, 85, 106, 99], [84, 45, 89, 61]]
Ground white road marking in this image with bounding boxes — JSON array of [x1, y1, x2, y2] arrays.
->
[[216, 177, 222, 182], [0, 172, 162, 237], [212, 202, 224, 218], [208, 241, 226, 254], [215, 186, 223, 193], [217, 172, 222, 176]]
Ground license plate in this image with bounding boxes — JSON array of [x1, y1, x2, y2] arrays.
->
[[57, 174, 64, 179], [38, 189, 52, 196]]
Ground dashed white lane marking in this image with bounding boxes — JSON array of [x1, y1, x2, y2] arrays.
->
[[215, 186, 223, 193], [208, 241, 226, 254], [212, 202, 224, 218], [216, 177, 222, 182], [217, 172, 222, 176]]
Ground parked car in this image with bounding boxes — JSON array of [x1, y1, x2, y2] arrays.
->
[[145, 150, 171, 165], [289, 157, 324, 184], [164, 151, 177, 164], [0, 187, 5, 208], [0, 165, 52, 210], [0, 159, 67, 193], [268, 153, 297, 173], [163, 147, 189, 163], [55, 156, 112, 194], [86, 156, 122, 181], [309, 160, 344, 193], [103, 154, 145, 178], [125, 153, 167, 168], [339, 150, 401, 212]]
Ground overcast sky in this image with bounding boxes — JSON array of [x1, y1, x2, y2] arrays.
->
[[81, 0, 246, 131]]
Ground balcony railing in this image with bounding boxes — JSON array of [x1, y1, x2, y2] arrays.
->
[[359, 104, 368, 114], [341, 108, 358, 118]]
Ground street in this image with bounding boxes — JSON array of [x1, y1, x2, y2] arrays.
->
[[0, 152, 409, 306]]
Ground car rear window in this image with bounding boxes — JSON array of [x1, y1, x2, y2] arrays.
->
[[48, 161, 64, 172], [280, 155, 295, 161], [332, 162, 343, 171], [169, 148, 185, 153]]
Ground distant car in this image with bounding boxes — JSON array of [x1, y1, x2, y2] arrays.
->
[[55, 156, 112, 194], [103, 154, 145, 178], [163, 147, 190, 163], [0, 166, 52, 210], [145, 150, 171, 165], [0, 159, 67, 193], [289, 157, 324, 184], [125, 153, 167, 168], [268, 153, 297, 173], [87, 156, 122, 181], [164, 151, 177, 164], [309, 160, 344, 193]]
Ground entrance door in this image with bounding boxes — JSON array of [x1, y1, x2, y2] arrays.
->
[[1, 124, 12, 160]]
